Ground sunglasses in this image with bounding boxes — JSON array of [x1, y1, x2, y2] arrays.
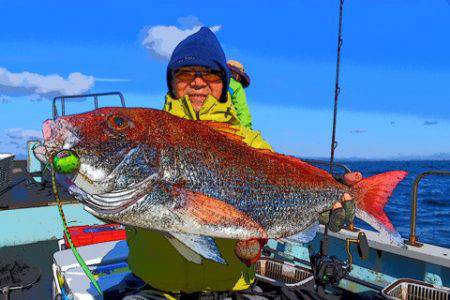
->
[[174, 69, 223, 83]]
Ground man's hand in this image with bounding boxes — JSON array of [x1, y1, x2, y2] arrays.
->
[[342, 172, 363, 186], [319, 172, 362, 232]]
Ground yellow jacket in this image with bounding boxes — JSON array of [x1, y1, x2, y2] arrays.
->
[[162, 93, 272, 151], [126, 93, 272, 294]]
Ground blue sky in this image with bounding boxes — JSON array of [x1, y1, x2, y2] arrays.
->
[[1, 0, 450, 159]]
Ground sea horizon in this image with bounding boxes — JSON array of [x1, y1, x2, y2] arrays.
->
[[7, 152, 450, 162]]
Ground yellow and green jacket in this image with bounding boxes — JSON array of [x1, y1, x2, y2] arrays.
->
[[126, 93, 272, 294], [229, 77, 253, 129]]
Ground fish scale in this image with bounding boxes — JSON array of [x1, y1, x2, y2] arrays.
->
[[35, 107, 407, 251], [158, 146, 346, 237]]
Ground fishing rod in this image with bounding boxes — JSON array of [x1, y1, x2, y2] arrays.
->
[[322, 0, 344, 253], [314, 0, 347, 292], [329, 0, 344, 175]]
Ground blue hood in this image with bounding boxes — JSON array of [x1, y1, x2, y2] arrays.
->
[[166, 27, 230, 103]]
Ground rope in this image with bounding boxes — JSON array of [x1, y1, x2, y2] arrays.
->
[[51, 168, 103, 296]]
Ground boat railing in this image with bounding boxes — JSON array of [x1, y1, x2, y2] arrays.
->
[[52, 91, 126, 119], [406, 170, 450, 247], [301, 159, 352, 174]]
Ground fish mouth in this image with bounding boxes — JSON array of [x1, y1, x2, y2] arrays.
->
[[34, 146, 106, 189], [37, 118, 159, 215], [33, 145, 49, 164], [34, 119, 81, 165]]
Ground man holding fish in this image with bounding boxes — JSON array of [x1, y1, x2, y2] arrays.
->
[[126, 27, 274, 294], [34, 27, 406, 298], [126, 27, 364, 295]]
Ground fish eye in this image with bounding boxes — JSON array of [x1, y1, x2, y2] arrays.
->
[[107, 114, 129, 131]]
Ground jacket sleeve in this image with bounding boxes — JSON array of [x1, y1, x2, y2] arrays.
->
[[162, 97, 171, 111], [237, 126, 274, 152], [231, 85, 253, 129]]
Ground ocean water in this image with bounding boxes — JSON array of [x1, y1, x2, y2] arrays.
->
[[333, 160, 450, 249]]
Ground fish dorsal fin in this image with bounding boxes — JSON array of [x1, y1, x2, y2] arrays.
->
[[203, 122, 332, 178], [203, 121, 238, 133], [202, 121, 245, 143], [171, 186, 267, 240], [165, 232, 226, 264], [262, 151, 334, 178]]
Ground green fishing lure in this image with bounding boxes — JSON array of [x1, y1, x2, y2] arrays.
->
[[53, 150, 80, 174]]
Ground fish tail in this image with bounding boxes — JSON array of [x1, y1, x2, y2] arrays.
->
[[350, 170, 408, 246]]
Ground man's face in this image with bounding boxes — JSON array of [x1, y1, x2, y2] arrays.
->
[[172, 66, 223, 113]]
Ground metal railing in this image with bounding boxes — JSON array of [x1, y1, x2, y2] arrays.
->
[[52, 91, 126, 119], [302, 162, 449, 248], [406, 170, 450, 247], [302, 159, 352, 174]]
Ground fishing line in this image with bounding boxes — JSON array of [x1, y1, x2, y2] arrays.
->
[[50, 167, 103, 296]]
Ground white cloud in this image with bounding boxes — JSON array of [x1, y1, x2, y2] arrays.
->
[[141, 16, 221, 60], [5, 128, 42, 141], [3, 128, 43, 152], [0, 67, 95, 99], [177, 15, 202, 29]]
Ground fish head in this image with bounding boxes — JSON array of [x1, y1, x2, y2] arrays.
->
[[34, 107, 162, 212]]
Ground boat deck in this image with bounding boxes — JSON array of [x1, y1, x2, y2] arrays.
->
[[1, 240, 380, 299], [0, 240, 57, 299], [0, 160, 76, 210], [0, 160, 448, 298]]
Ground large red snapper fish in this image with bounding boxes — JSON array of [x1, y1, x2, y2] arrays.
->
[[34, 107, 407, 264]]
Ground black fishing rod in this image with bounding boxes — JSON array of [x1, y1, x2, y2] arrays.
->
[[322, 0, 344, 255], [314, 0, 347, 293], [329, 0, 344, 175]]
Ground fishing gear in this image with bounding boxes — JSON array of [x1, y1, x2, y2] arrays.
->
[[52, 150, 80, 174], [310, 253, 350, 287], [50, 150, 103, 296], [0, 260, 40, 300], [311, 232, 369, 290], [329, 0, 344, 175], [313, 0, 347, 291]]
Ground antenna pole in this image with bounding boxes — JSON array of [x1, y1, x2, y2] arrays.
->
[[329, 0, 345, 174]]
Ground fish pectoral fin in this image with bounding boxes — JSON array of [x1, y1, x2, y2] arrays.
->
[[171, 187, 267, 239], [165, 232, 226, 264], [164, 233, 203, 264], [285, 221, 319, 244]]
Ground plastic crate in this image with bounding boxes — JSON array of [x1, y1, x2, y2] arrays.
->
[[0, 154, 15, 192], [64, 224, 126, 247], [254, 258, 313, 287], [381, 278, 449, 300]]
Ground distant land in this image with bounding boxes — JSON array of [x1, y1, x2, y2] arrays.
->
[[7, 152, 450, 161]]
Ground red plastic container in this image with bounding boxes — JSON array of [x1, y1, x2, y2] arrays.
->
[[64, 224, 126, 247]]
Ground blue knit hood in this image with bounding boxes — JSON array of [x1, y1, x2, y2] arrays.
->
[[167, 27, 230, 103]]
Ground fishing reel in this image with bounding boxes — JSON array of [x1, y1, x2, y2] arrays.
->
[[311, 231, 369, 288], [310, 253, 350, 286]]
